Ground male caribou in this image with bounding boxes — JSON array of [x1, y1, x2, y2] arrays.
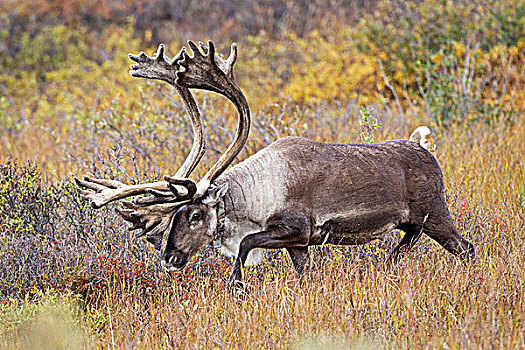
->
[[76, 41, 475, 287]]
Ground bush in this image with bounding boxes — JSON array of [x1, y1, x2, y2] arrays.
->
[[0, 159, 161, 300], [354, 0, 524, 125]]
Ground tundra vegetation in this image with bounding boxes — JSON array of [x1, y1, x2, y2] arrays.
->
[[1, 0, 524, 348]]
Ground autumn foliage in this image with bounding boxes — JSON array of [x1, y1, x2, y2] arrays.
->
[[1, 0, 524, 348]]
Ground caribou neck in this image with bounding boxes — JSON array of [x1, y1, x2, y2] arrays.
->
[[212, 145, 287, 236]]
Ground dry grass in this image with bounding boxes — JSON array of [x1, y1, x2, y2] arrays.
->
[[1, 0, 524, 347], [3, 113, 522, 349], [94, 241, 523, 348]]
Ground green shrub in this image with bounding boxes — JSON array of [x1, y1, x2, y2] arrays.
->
[[354, 0, 524, 125]]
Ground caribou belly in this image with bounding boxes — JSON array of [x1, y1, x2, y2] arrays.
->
[[311, 208, 408, 245]]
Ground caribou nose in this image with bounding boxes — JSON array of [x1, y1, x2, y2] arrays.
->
[[160, 253, 179, 272], [160, 253, 172, 271]]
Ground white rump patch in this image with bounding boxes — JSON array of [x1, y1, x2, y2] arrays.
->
[[409, 126, 432, 150]]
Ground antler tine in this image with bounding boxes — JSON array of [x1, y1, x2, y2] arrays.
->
[[188, 40, 214, 56], [128, 51, 150, 64], [128, 43, 180, 84], [76, 44, 206, 209], [164, 176, 197, 200], [155, 44, 167, 63], [171, 46, 187, 64], [132, 188, 173, 205], [182, 40, 238, 83], [209, 41, 238, 81], [128, 43, 183, 66], [175, 40, 250, 198], [198, 41, 209, 54], [115, 200, 183, 250], [75, 176, 170, 209], [220, 42, 238, 81]]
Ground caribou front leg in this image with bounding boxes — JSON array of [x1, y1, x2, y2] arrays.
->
[[229, 218, 310, 288], [286, 247, 311, 275]]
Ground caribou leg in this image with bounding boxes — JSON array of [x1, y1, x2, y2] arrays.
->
[[423, 215, 475, 261], [286, 247, 311, 275], [388, 223, 423, 264], [229, 219, 310, 288]]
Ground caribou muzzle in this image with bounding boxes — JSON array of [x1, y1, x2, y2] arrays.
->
[[161, 249, 189, 272]]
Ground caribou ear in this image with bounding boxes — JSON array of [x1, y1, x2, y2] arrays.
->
[[201, 183, 228, 206]]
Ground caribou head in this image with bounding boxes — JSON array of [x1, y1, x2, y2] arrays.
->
[[161, 183, 228, 271], [74, 41, 242, 249]]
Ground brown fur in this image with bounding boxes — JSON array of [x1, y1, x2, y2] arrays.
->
[[163, 135, 475, 285]]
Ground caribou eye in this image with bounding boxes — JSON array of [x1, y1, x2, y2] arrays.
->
[[190, 211, 202, 223]]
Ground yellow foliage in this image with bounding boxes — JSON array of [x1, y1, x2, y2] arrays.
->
[[283, 30, 379, 105], [0, 0, 523, 175]]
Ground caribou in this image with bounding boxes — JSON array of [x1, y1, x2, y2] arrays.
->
[[76, 40, 475, 287]]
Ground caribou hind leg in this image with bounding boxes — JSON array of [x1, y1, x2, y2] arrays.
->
[[423, 215, 475, 261], [405, 198, 475, 261], [388, 223, 423, 263], [389, 198, 475, 264]]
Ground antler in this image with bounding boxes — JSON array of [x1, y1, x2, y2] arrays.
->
[[74, 44, 206, 209], [75, 40, 251, 248], [172, 40, 251, 198], [115, 41, 250, 247], [114, 200, 186, 250]]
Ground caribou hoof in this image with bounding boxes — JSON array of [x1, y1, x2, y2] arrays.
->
[[228, 278, 245, 289], [228, 273, 246, 295]]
